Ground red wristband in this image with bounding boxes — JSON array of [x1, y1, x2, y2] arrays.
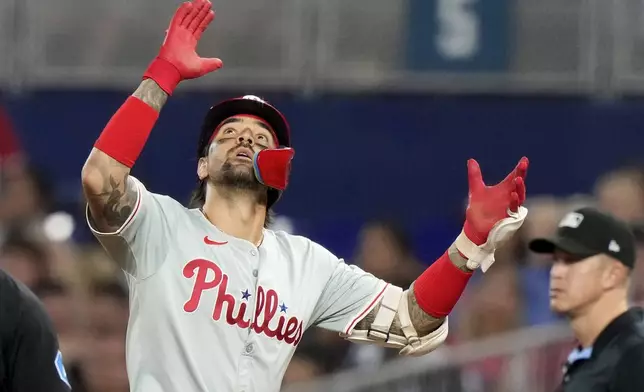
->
[[413, 251, 473, 318], [94, 96, 159, 168], [143, 57, 182, 96]]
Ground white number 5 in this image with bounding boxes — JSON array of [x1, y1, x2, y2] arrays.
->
[[436, 0, 480, 60]]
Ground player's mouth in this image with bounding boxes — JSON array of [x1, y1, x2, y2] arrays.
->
[[233, 147, 254, 161]]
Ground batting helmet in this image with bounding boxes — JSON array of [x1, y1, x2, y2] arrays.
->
[[197, 95, 292, 208]]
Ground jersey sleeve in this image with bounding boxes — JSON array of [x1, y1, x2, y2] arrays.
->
[[309, 245, 389, 334], [86, 175, 173, 280], [9, 287, 71, 392]]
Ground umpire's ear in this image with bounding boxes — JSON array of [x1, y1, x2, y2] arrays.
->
[[197, 157, 209, 180]]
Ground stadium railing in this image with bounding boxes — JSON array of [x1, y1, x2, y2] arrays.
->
[[282, 323, 574, 392], [0, 0, 619, 95]]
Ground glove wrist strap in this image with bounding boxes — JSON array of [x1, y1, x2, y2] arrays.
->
[[143, 57, 182, 95], [462, 220, 487, 245], [456, 206, 529, 272]]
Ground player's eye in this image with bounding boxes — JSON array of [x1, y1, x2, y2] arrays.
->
[[223, 128, 235, 135], [257, 134, 266, 141]]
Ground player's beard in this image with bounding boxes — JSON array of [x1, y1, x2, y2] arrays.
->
[[210, 161, 268, 205]]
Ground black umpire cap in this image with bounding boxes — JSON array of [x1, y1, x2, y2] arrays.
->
[[529, 207, 636, 268]]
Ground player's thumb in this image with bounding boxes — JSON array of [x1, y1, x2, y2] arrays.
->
[[199, 57, 223, 74], [467, 158, 484, 191]]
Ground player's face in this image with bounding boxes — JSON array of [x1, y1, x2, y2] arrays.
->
[[198, 115, 277, 189], [548, 250, 610, 316]]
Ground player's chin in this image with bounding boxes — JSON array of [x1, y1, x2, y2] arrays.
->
[[228, 156, 254, 168]]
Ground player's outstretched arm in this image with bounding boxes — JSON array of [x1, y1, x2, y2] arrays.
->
[[346, 157, 529, 356], [81, 81, 168, 232], [81, 0, 221, 233]]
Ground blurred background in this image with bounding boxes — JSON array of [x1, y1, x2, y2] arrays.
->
[[2, 0, 644, 391]]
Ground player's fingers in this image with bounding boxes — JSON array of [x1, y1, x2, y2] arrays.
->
[[189, 0, 211, 33], [515, 177, 526, 205], [509, 191, 520, 213], [181, 0, 206, 27], [194, 10, 215, 40], [174, 2, 193, 26], [515, 156, 529, 182], [467, 159, 485, 191], [499, 157, 527, 190]]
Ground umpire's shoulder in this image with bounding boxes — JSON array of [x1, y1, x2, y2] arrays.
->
[[0, 270, 50, 335]]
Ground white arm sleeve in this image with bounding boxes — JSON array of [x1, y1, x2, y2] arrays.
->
[[309, 248, 388, 334], [86, 176, 174, 280]]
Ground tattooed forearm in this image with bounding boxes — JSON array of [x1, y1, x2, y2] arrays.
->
[[86, 170, 138, 232], [93, 174, 137, 229], [404, 284, 444, 335], [354, 285, 444, 339], [132, 79, 168, 112], [448, 243, 473, 272], [83, 152, 137, 233]]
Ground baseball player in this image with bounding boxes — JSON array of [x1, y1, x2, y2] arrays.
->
[[80, 1, 530, 391]]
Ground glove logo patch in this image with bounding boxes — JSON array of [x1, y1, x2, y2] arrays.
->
[[55, 350, 71, 388]]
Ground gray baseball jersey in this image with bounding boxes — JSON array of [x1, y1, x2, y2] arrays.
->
[[87, 176, 388, 392]]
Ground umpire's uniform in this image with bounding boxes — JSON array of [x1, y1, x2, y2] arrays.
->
[[535, 209, 644, 392], [0, 270, 71, 392], [558, 306, 644, 392]]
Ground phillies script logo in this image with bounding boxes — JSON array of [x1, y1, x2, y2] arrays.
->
[[182, 259, 303, 346]]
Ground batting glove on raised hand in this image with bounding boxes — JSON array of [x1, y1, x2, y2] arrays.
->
[[143, 0, 223, 95], [455, 157, 529, 272]]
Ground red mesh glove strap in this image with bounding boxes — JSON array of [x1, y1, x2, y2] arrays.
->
[[143, 58, 182, 96]]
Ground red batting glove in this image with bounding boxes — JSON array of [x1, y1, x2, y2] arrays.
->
[[143, 0, 223, 95], [462, 157, 529, 246]]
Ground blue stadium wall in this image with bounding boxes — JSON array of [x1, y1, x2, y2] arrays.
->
[[3, 91, 643, 261]]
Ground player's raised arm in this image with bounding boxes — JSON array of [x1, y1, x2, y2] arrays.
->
[[312, 157, 529, 357], [81, 0, 222, 233]]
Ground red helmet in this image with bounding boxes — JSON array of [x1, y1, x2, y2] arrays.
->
[[198, 95, 292, 208]]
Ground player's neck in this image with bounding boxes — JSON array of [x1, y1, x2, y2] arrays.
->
[[569, 291, 628, 348], [202, 188, 266, 247]]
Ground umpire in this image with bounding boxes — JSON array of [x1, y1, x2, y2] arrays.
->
[[529, 207, 644, 392], [0, 269, 71, 391]]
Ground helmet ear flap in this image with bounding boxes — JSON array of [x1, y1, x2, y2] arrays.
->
[[253, 148, 295, 192]]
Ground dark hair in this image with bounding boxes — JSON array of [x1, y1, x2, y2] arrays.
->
[[0, 230, 49, 273], [188, 179, 207, 209], [33, 279, 68, 299], [187, 179, 273, 228], [90, 280, 128, 303], [362, 219, 413, 258], [1, 162, 55, 213]]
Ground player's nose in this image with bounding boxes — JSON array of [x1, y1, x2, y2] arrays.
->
[[237, 129, 254, 145]]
